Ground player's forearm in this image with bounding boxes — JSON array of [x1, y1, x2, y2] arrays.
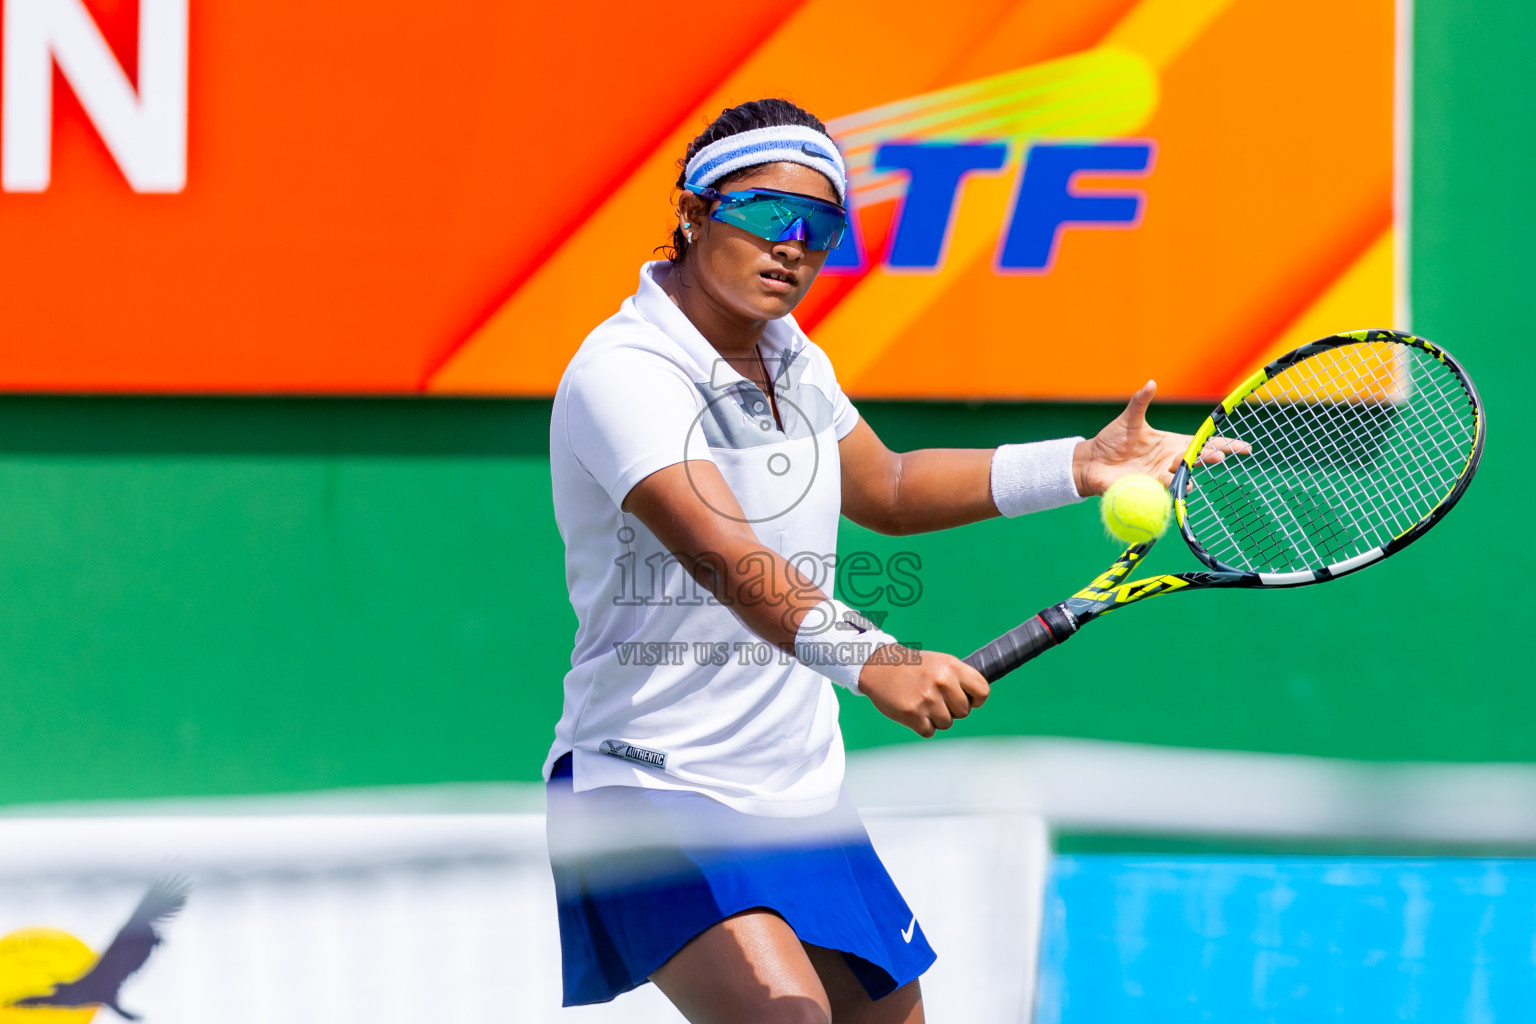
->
[[625, 462, 841, 650], [840, 420, 1083, 535], [679, 536, 833, 650], [869, 448, 999, 535]]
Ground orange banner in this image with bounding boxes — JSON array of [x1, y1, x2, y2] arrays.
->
[[0, 0, 1393, 398]]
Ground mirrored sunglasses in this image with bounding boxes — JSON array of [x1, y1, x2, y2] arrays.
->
[[687, 185, 848, 252]]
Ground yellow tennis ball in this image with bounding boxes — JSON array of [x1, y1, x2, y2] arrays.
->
[[1100, 473, 1173, 545]]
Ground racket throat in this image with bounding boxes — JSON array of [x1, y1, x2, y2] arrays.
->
[[1036, 602, 1079, 642]]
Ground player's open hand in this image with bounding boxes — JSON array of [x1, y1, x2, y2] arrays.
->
[[857, 648, 990, 738], [1073, 380, 1249, 495]]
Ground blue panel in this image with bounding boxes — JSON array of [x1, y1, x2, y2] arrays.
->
[[1036, 856, 1536, 1023]]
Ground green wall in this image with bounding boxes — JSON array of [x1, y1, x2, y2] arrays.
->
[[0, 0, 1528, 804], [0, 399, 565, 801]]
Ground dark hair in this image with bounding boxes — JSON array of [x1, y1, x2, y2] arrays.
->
[[664, 98, 833, 264]]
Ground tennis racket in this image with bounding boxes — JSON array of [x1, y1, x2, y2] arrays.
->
[[963, 329, 1485, 682]]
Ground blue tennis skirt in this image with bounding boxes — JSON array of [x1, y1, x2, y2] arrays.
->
[[546, 753, 936, 1006]]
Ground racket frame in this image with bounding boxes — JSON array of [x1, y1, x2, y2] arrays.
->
[[1173, 328, 1485, 589], [963, 329, 1485, 680]]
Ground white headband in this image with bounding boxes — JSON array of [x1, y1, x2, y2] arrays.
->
[[683, 125, 848, 204]]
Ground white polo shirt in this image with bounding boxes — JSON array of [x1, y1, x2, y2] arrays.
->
[[545, 261, 862, 817]]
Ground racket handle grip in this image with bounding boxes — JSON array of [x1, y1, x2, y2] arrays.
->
[[963, 603, 1078, 682]]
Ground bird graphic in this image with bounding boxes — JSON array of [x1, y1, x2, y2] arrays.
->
[[10, 877, 189, 1021]]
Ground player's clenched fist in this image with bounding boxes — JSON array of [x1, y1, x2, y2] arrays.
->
[[857, 648, 991, 738]]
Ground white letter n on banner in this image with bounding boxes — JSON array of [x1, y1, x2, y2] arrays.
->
[[3, 0, 188, 192]]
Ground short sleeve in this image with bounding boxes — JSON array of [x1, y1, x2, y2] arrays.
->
[[829, 375, 860, 439], [800, 341, 860, 439], [562, 348, 712, 508]]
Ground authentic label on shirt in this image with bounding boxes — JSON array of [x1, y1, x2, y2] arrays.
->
[[599, 739, 668, 770]]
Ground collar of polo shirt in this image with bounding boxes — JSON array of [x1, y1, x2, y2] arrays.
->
[[633, 261, 806, 395]]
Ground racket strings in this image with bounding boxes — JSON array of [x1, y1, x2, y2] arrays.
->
[[1297, 347, 1474, 517], [1202, 374, 1398, 567], [1185, 342, 1477, 574], [1229, 345, 1470, 566], [1232, 348, 1471, 564]]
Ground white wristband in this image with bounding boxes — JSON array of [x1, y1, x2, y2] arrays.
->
[[793, 599, 898, 695], [990, 437, 1085, 517]]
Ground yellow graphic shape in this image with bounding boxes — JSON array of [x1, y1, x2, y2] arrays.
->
[[1232, 226, 1396, 392], [813, 0, 1238, 386], [1249, 339, 1402, 406], [1104, 0, 1240, 68], [0, 930, 97, 1023], [1232, 232, 1402, 408]]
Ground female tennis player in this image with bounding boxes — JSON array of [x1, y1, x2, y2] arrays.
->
[[546, 99, 1210, 1023]]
